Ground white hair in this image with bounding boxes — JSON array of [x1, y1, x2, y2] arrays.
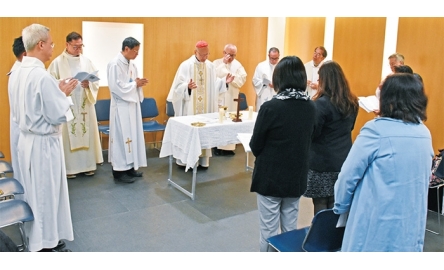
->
[[22, 24, 50, 52]]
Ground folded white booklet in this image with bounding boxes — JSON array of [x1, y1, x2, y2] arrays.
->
[[73, 70, 100, 82], [358, 95, 379, 113]]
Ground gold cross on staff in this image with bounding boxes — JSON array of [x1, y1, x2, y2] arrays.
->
[[126, 137, 132, 153], [81, 111, 88, 121], [232, 94, 244, 122]]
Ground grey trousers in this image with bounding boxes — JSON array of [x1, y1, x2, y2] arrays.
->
[[257, 194, 300, 252]]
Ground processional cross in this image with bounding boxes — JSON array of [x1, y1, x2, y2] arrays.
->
[[232, 93, 244, 122]]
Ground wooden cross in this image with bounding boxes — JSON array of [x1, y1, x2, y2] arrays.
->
[[81, 111, 88, 121], [126, 137, 132, 153], [232, 93, 244, 122]]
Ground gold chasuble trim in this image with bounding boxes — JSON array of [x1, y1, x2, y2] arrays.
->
[[193, 62, 207, 115]]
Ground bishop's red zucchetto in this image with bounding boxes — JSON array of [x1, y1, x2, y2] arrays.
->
[[195, 40, 208, 48]]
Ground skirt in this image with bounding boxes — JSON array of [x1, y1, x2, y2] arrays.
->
[[303, 169, 339, 198]]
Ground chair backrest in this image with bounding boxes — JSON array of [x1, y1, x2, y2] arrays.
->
[[239, 92, 248, 110], [166, 100, 175, 117], [141, 98, 159, 119], [95, 99, 111, 122], [301, 209, 345, 252], [0, 178, 24, 200], [0, 199, 34, 228], [0, 160, 13, 175]]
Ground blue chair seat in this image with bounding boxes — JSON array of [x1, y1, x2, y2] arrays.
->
[[267, 209, 345, 252], [98, 125, 110, 135], [268, 227, 310, 252], [143, 121, 166, 132]]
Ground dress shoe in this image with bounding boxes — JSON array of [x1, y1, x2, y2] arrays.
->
[[84, 171, 95, 176], [39, 248, 72, 252], [114, 174, 135, 183], [127, 168, 143, 177], [222, 150, 235, 156], [54, 240, 66, 251], [215, 149, 235, 156]]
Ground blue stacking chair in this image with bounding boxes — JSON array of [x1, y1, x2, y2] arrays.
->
[[140, 98, 166, 150], [95, 99, 111, 152], [0, 177, 34, 252], [0, 199, 34, 251], [267, 209, 345, 252]]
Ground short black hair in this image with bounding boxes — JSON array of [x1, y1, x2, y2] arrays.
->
[[12, 36, 25, 58], [272, 56, 307, 93], [394, 65, 413, 74], [66, 32, 82, 42], [379, 73, 427, 123], [122, 37, 140, 51]]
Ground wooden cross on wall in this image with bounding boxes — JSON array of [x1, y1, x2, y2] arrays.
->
[[232, 93, 244, 122]]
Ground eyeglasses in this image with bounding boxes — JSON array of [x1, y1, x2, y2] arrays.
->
[[269, 57, 279, 61], [224, 51, 236, 58], [132, 49, 139, 53], [40, 40, 55, 48], [69, 43, 84, 50]]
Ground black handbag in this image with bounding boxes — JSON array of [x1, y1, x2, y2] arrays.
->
[[430, 149, 444, 187]]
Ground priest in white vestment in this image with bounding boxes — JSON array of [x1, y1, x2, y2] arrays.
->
[[9, 24, 78, 252], [7, 36, 26, 200], [252, 47, 280, 111], [304, 46, 327, 98], [166, 40, 233, 168], [213, 44, 247, 155], [107, 37, 148, 183], [48, 32, 103, 178]]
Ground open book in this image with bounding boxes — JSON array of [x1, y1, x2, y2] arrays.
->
[[358, 95, 379, 113], [73, 70, 100, 82]]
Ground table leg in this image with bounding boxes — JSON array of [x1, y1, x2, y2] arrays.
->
[[167, 155, 198, 200]]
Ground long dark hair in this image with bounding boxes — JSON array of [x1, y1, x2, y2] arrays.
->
[[272, 56, 307, 93], [314, 61, 358, 118], [379, 73, 427, 123]]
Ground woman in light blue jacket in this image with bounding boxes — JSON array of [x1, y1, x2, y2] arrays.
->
[[334, 73, 433, 251]]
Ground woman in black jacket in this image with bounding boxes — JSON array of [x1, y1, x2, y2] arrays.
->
[[249, 56, 316, 252], [304, 60, 359, 214]]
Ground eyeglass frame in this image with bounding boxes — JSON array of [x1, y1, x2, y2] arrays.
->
[[68, 42, 84, 50]]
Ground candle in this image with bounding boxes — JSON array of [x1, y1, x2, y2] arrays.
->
[[248, 106, 253, 120], [219, 108, 225, 123]]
